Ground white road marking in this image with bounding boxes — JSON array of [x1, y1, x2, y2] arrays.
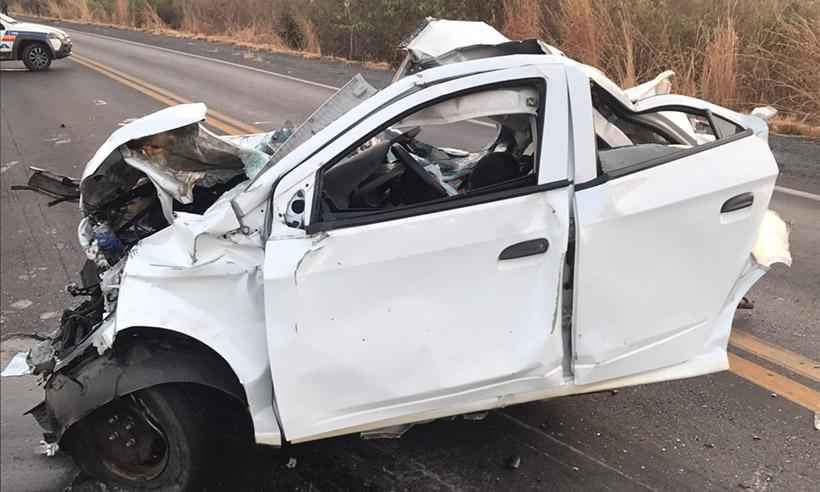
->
[[64, 29, 341, 91], [774, 186, 820, 202]]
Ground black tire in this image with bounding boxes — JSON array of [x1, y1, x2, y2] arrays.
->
[[64, 385, 230, 492], [21, 42, 53, 71]]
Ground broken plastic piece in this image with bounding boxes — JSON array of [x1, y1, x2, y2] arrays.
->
[[36, 440, 59, 457], [360, 423, 414, 439], [463, 411, 489, 421], [752, 210, 792, 268], [1, 352, 32, 377], [751, 106, 778, 121]]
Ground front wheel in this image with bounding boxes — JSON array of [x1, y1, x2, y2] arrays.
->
[[64, 385, 221, 491], [22, 43, 53, 71]]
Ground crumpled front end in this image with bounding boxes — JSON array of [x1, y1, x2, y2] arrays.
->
[[19, 74, 379, 448]]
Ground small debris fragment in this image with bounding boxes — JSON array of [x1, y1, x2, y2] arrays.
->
[[285, 457, 297, 469], [2, 352, 32, 377], [814, 413, 819, 431], [59, 123, 66, 128], [770, 393, 777, 398], [10, 299, 33, 310], [0, 160, 20, 174], [572, 466, 580, 472], [39, 311, 60, 320], [94, 99, 107, 106], [752, 435, 761, 441], [610, 389, 619, 396], [506, 456, 521, 470], [36, 440, 59, 457], [704, 443, 715, 449], [463, 411, 488, 421]]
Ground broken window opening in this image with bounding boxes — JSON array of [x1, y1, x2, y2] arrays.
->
[[312, 83, 544, 230], [592, 84, 747, 176]]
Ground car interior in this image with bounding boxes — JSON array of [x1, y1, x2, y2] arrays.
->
[[317, 85, 541, 222]]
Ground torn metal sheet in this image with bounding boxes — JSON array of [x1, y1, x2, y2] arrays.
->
[[402, 18, 510, 60]]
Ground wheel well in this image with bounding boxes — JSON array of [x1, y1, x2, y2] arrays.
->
[[40, 326, 254, 444], [16, 39, 51, 60], [112, 327, 249, 406]]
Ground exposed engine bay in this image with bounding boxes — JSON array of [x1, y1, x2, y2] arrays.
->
[[18, 110, 296, 364]]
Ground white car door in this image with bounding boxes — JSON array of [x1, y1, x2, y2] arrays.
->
[[572, 102, 779, 385], [264, 64, 572, 442]]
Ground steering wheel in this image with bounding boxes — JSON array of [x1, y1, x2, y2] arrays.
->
[[390, 126, 422, 146], [391, 143, 449, 199]]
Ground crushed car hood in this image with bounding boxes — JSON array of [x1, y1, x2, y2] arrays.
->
[[82, 104, 209, 180]]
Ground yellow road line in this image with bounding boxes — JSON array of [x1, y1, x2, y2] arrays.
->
[[71, 53, 258, 135], [731, 330, 820, 384], [729, 353, 820, 412]]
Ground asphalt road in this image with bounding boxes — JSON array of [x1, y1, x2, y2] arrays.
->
[[2, 20, 819, 492]]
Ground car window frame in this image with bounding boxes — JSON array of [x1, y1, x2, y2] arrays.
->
[[305, 77, 567, 234], [579, 92, 752, 191]]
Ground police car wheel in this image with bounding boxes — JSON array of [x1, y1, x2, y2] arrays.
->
[[22, 43, 52, 71]]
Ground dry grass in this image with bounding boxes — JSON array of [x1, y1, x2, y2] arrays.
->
[[501, 0, 543, 40], [559, 0, 600, 68], [9, 0, 819, 133], [701, 14, 738, 107]]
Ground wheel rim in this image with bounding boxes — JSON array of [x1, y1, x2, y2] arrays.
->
[[89, 395, 169, 481], [28, 46, 50, 69]]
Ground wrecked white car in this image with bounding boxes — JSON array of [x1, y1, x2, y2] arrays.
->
[[16, 19, 790, 491]]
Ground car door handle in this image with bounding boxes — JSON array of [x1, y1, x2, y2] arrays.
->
[[721, 192, 754, 213], [499, 239, 549, 260]]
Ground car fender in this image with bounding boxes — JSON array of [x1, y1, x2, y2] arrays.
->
[[32, 330, 248, 442], [8, 31, 53, 59], [111, 215, 283, 446]]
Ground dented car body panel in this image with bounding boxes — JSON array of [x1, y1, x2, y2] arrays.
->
[[22, 20, 791, 457]]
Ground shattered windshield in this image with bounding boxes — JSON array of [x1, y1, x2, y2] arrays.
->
[[246, 74, 379, 186]]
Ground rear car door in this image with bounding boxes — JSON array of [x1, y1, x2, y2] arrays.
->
[[572, 96, 779, 384], [264, 64, 572, 442]]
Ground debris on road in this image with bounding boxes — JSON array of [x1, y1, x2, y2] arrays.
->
[[506, 456, 521, 470], [10, 299, 33, 309], [285, 457, 297, 469], [1, 352, 31, 377], [361, 423, 414, 439], [463, 411, 488, 421], [36, 439, 60, 457]]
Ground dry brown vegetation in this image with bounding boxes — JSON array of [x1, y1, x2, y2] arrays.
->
[[10, 0, 820, 129]]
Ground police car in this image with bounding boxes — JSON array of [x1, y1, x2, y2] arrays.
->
[[0, 13, 71, 71]]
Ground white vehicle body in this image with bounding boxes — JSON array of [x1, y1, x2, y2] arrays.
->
[[25, 21, 790, 454]]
